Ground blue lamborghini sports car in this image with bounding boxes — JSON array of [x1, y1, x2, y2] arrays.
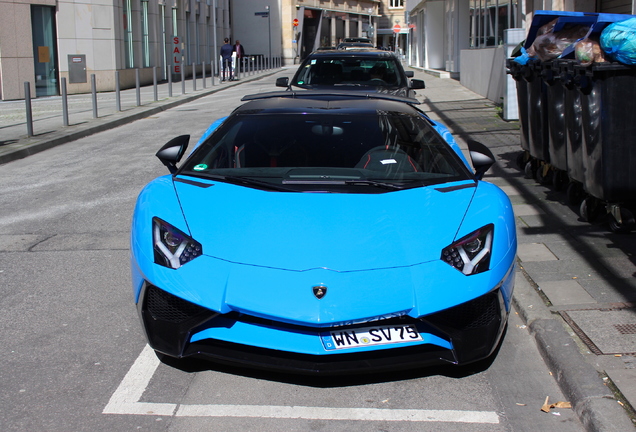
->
[[130, 91, 517, 375]]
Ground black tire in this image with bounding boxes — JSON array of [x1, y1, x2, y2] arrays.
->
[[536, 164, 553, 185], [579, 196, 602, 223], [553, 170, 567, 191], [609, 208, 635, 234], [524, 160, 535, 179], [516, 152, 527, 170], [566, 182, 584, 206]]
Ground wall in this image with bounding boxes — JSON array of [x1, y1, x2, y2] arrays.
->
[[231, 0, 282, 64], [0, 0, 233, 100], [425, 1, 444, 69], [459, 46, 506, 105], [0, 0, 56, 100]]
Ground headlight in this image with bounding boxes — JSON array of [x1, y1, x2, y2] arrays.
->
[[153, 217, 202, 269], [441, 224, 493, 275]]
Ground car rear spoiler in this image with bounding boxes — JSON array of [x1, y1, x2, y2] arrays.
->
[[241, 90, 420, 105]]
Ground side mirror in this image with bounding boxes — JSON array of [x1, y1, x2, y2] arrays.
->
[[156, 135, 190, 174], [276, 77, 289, 88], [405, 71, 414, 77], [468, 140, 495, 180], [410, 79, 425, 89]]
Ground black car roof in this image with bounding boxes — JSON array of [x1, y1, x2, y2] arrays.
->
[[306, 49, 399, 59], [236, 91, 422, 115]]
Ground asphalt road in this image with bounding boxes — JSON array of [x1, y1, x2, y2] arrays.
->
[[0, 75, 584, 431]]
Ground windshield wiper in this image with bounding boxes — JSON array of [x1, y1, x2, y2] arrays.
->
[[343, 179, 411, 190], [199, 174, 296, 192]]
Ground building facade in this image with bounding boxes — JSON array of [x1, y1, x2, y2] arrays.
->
[[406, 0, 635, 109], [0, 0, 386, 100], [230, 0, 381, 67], [376, 0, 410, 54], [0, 0, 232, 100]]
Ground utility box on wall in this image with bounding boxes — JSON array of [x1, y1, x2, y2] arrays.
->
[[68, 55, 87, 83]]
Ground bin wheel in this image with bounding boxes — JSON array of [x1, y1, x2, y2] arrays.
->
[[566, 182, 584, 206], [524, 160, 536, 179], [579, 196, 602, 223], [516, 152, 528, 170], [536, 163, 553, 185], [552, 170, 568, 191], [608, 208, 635, 234]]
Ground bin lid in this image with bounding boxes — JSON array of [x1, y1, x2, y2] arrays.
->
[[561, 13, 636, 58], [524, 10, 597, 50]]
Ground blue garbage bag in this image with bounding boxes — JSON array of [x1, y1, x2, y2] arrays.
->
[[600, 17, 636, 65], [513, 47, 533, 65]]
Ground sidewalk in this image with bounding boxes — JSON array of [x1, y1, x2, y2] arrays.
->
[[0, 68, 278, 165], [1, 66, 635, 431]]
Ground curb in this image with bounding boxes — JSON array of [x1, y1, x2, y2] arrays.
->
[[512, 270, 635, 431], [0, 70, 280, 166]]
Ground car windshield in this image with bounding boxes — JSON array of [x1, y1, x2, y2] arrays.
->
[[179, 112, 472, 193], [291, 57, 405, 89]]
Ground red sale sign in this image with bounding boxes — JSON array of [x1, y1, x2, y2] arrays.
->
[[173, 37, 181, 73]]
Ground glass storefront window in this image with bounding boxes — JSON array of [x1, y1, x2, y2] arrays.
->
[[124, 0, 134, 67], [142, 0, 150, 67], [469, 0, 518, 48], [31, 5, 59, 97]]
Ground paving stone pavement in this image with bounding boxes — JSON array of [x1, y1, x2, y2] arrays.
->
[[1, 65, 635, 431]]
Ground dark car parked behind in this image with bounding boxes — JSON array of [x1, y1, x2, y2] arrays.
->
[[276, 49, 425, 98]]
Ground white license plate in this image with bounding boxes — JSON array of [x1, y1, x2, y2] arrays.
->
[[321, 323, 422, 351]]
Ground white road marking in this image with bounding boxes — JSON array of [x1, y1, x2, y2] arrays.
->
[[176, 404, 500, 423], [103, 344, 177, 416], [103, 345, 500, 424]]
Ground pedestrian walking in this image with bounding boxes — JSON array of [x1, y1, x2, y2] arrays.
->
[[233, 40, 245, 59], [220, 38, 233, 81], [233, 40, 245, 76]]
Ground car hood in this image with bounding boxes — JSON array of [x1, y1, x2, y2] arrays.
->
[[175, 179, 476, 272]]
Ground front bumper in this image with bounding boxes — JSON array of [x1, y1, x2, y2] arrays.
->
[[137, 282, 510, 375]]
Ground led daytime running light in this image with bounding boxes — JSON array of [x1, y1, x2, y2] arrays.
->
[[153, 218, 202, 269], [442, 225, 493, 275]]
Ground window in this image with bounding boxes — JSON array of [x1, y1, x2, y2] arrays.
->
[[390, 0, 404, 8], [124, 0, 134, 68], [469, 0, 519, 47], [141, 0, 150, 67], [31, 5, 58, 96], [179, 112, 470, 193]]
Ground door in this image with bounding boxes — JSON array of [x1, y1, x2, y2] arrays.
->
[[31, 5, 59, 97]]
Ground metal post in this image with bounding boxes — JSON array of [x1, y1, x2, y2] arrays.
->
[[135, 69, 141, 106], [91, 74, 98, 118], [61, 78, 69, 127], [115, 71, 121, 111], [211, 60, 216, 86], [192, 63, 196, 91], [202, 61, 206, 88], [153, 67, 158, 101], [181, 65, 185, 94], [212, 0, 218, 86], [24, 82, 33, 137], [168, 66, 173, 97], [266, 5, 271, 69]]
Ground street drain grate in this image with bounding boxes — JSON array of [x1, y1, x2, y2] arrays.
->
[[558, 308, 636, 356], [615, 324, 636, 335]]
